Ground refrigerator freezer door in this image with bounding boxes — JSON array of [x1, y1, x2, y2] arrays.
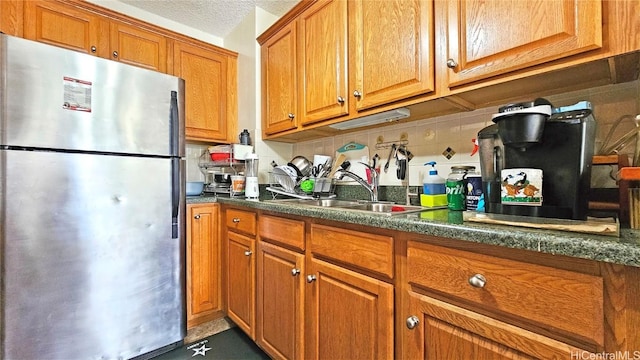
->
[[0, 34, 185, 157], [1, 149, 186, 359]]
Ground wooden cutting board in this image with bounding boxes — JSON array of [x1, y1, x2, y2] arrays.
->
[[464, 212, 620, 237]]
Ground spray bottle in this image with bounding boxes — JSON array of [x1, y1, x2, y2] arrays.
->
[[420, 161, 447, 207], [423, 161, 446, 194]]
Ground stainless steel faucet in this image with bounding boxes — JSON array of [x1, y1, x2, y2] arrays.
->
[[336, 162, 379, 202]]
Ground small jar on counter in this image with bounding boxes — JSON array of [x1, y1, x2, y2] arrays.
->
[[446, 166, 476, 211]]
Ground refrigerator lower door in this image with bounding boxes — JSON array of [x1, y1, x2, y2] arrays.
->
[[1, 150, 186, 360]]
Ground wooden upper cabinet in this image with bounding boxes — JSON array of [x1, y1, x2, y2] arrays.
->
[[23, 0, 168, 72], [173, 41, 237, 142], [109, 22, 167, 72], [298, 0, 349, 126], [1, 0, 24, 37], [351, 0, 435, 111], [445, 0, 603, 87], [262, 21, 299, 135], [23, 1, 107, 56]]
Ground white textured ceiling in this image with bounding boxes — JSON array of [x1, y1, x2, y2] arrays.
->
[[116, 0, 299, 38]]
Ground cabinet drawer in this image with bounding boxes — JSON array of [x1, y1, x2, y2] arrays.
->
[[259, 215, 305, 251], [407, 241, 604, 346], [310, 224, 393, 280], [226, 208, 257, 236]]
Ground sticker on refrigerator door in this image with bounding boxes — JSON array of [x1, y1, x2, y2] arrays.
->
[[62, 77, 92, 112]]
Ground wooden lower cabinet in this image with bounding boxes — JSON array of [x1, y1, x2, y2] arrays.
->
[[404, 291, 587, 359], [305, 258, 394, 360], [222, 206, 640, 360], [186, 204, 223, 329], [226, 230, 256, 338], [256, 241, 305, 360]]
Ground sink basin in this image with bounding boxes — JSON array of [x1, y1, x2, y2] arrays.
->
[[266, 198, 427, 215], [342, 203, 427, 215], [266, 198, 361, 207]]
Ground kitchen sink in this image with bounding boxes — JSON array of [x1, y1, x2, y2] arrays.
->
[[266, 198, 361, 207], [342, 203, 426, 215], [266, 198, 427, 215]]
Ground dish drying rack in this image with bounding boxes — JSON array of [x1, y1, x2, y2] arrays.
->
[[198, 145, 246, 195], [266, 171, 336, 200]]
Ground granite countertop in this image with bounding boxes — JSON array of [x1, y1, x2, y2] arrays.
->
[[187, 195, 640, 268]]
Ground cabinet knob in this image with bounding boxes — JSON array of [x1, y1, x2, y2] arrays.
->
[[306, 275, 316, 283], [337, 96, 345, 104], [291, 268, 301, 276], [406, 315, 420, 329], [244, 250, 253, 256], [90, 46, 97, 53], [288, 113, 295, 120], [446, 58, 457, 69], [353, 90, 362, 98], [232, 218, 240, 223], [194, 214, 201, 219], [468, 274, 486, 288], [112, 51, 119, 58]]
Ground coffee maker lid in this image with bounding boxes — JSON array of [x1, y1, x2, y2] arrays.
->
[[491, 104, 552, 122], [498, 98, 552, 113]]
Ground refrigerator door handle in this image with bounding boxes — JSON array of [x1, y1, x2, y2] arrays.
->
[[170, 91, 179, 156], [171, 158, 180, 239]]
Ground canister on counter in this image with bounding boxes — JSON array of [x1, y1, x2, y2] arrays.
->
[[446, 166, 476, 211], [465, 170, 482, 211]]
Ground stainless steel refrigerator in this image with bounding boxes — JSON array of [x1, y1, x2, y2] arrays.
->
[[0, 35, 186, 359]]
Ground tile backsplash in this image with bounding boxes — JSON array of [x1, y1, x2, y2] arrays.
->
[[292, 80, 640, 188], [185, 80, 639, 189]]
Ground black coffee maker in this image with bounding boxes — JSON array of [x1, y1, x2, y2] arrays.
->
[[477, 98, 596, 220]]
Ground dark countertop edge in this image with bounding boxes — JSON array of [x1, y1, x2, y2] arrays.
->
[[188, 196, 640, 267]]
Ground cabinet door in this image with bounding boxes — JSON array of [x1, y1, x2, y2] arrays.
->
[[186, 204, 222, 329], [445, 0, 602, 87], [173, 41, 235, 142], [262, 21, 298, 135], [299, 0, 349, 125], [1, 0, 24, 37], [23, 0, 108, 56], [256, 241, 305, 360], [351, 0, 435, 111], [305, 258, 393, 360], [227, 231, 256, 338], [404, 291, 586, 359], [110, 21, 167, 72]]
